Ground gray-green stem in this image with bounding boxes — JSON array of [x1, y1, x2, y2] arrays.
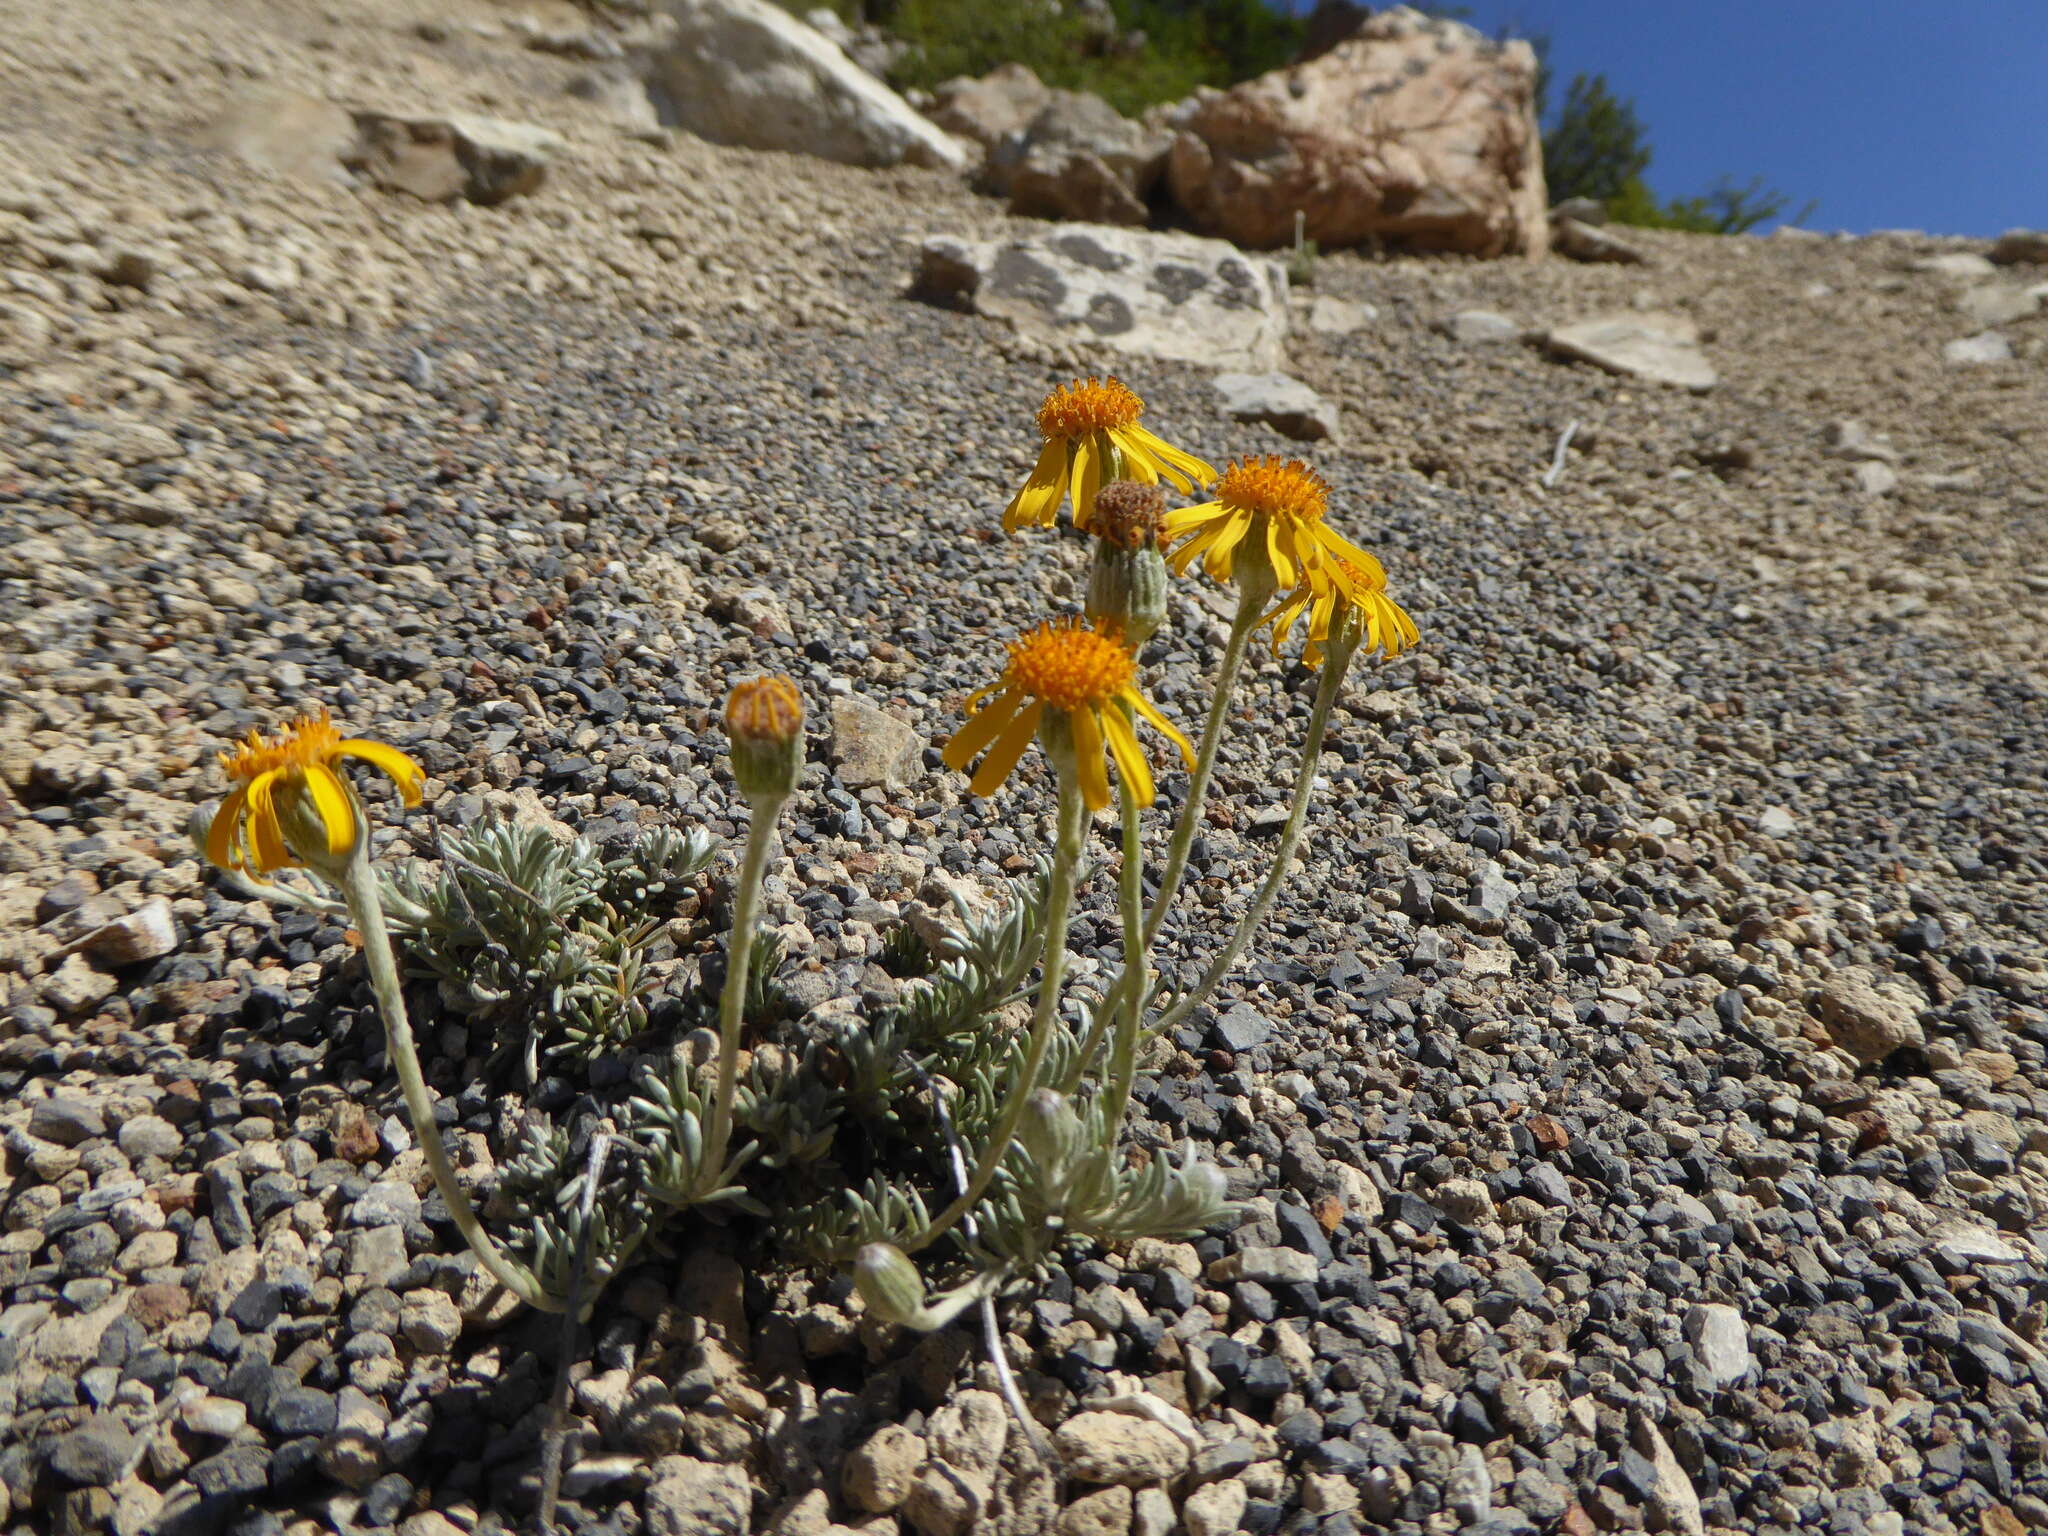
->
[[699, 794, 783, 1195], [1153, 620, 1359, 1036], [339, 855, 562, 1313], [1144, 572, 1269, 949], [1101, 776, 1149, 1128], [1056, 714, 1148, 1098], [907, 770, 1087, 1254]]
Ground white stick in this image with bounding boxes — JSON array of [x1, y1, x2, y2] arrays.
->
[[1542, 419, 1580, 489]]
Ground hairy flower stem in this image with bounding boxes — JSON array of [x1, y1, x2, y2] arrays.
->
[[338, 856, 561, 1313], [1155, 620, 1359, 1036], [1144, 570, 1271, 950], [699, 794, 783, 1196], [908, 772, 1087, 1254], [1102, 778, 1149, 1132], [1057, 721, 1148, 1099]]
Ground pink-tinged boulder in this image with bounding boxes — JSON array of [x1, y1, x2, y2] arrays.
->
[[1162, 5, 1547, 257]]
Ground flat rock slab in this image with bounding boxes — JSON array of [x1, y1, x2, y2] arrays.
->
[[347, 111, 565, 205], [1943, 331, 2012, 365], [1211, 371, 1335, 440], [916, 226, 1289, 370], [1554, 216, 1648, 264], [1442, 309, 1522, 344], [1306, 295, 1375, 334], [1547, 311, 1717, 391]]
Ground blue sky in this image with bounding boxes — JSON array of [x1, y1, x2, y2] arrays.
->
[[1284, 2, 2046, 236]]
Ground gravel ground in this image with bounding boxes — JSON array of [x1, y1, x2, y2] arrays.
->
[[3, 4, 2048, 1536]]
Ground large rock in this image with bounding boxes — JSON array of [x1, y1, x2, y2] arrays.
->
[[1815, 969, 1925, 1063], [926, 63, 1054, 152], [989, 92, 1169, 226], [346, 112, 565, 205], [209, 89, 358, 183], [1053, 1412, 1190, 1485], [1546, 311, 1717, 391], [916, 225, 1289, 370], [645, 1456, 751, 1536], [830, 697, 922, 789], [651, 0, 967, 171], [1211, 372, 1336, 440], [1162, 6, 1546, 255]]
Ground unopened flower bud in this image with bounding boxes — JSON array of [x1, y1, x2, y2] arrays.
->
[[1086, 481, 1171, 647], [724, 675, 805, 804], [853, 1242, 927, 1326], [1017, 1087, 1082, 1173]]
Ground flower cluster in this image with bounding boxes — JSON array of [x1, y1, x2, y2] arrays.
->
[[180, 368, 1427, 1458], [950, 380, 1416, 809]]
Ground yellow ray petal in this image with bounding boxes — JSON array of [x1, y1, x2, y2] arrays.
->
[[1003, 438, 1070, 532], [1108, 428, 1161, 486], [1203, 512, 1252, 582], [1122, 425, 1217, 491], [338, 739, 425, 806], [970, 700, 1043, 797], [205, 784, 250, 869], [1161, 500, 1224, 538], [245, 771, 292, 871], [1127, 690, 1196, 770], [1266, 516, 1298, 590], [943, 687, 1026, 773], [303, 763, 358, 857], [1072, 432, 1104, 529], [1315, 527, 1387, 587], [1364, 590, 1420, 656], [1264, 588, 1311, 650], [1069, 704, 1111, 811], [1102, 706, 1155, 808]]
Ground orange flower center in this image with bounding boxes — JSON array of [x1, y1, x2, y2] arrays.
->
[[218, 710, 342, 783], [1004, 619, 1135, 711], [1036, 377, 1143, 441], [725, 675, 806, 744], [1215, 455, 1329, 523]]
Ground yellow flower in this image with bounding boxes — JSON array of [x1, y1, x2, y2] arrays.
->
[[942, 618, 1194, 812], [205, 709, 424, 876], [1161, 455, 1369, 591], [1265, 550, 1420, 668], [1004, 377, 1215, 534]]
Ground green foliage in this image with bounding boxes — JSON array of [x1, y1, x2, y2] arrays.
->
[[875, 0, 1303, 119], [382, 832, 1216, 1304], [1542, 72, 1651, 207], [1608, 175, 1812, 236], [374, 818, 717, 1083]]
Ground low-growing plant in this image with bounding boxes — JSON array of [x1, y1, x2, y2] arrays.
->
[[190, 373, 1418, 1369]]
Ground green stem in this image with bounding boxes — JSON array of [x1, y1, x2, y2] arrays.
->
[[1056, 718, 1148, 1098], [1144, 587, 1264, 949], [907, 771, 1087, 1254], [1067, 570, 1274, 1098], [1152, 624, 1358, 1037], [339, 856, 562, 1313], [699, 793, 783, 1195], [1101, 776, 1149, 1126]]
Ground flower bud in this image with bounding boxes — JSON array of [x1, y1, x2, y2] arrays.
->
[[853, 1242, 927, 1326], [724, 675, 805, 804], [1017, 1087, 1083, 1174], [1086, 483, 1170, 645]]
